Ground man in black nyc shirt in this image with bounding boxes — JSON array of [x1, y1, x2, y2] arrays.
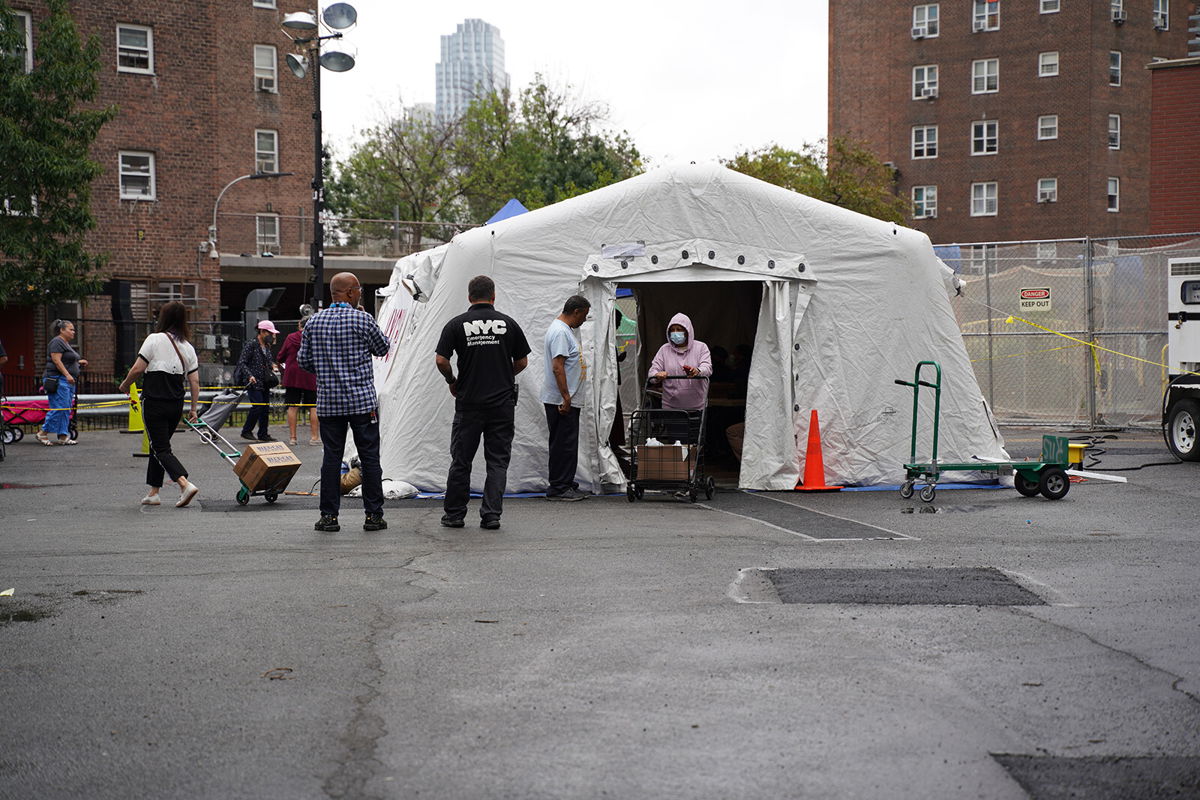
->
[[435, 275, 531, 530]]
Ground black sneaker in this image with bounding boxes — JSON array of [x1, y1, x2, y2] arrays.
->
[[480, 517, 501, 530], [240, 432, 259, 442], [440, 515, 465, 528], [313, 514, 339, 532], [546, 488, 588, 501], [258, 434, 276, 442], [364, 513, 387, 531]]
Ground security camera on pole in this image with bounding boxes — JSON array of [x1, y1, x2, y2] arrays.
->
[[281, 3, 358, 310]]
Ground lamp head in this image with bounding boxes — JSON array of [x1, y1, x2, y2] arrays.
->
[[319, 45, 355, 72], [281, 11, 318, 32], [286, 52, 308, 79], [322, 3, 357, 30]]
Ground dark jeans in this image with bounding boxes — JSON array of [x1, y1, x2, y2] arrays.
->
[[445, 403, 515, 522], [544, 404, 581, 495], [319, 411, 383, 518], [144, 397, 187, 488], [241, 387, 270, 438]]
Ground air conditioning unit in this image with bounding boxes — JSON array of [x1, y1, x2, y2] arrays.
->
[[921, 86, 939, 99], [1109, 134, 1120, 148], [1111, 9, 1126, 23], [1155, 23, 1168, 32], [911, 26, 927, 39], [1038, 191, 1057, 203], [255, 76, 275, 92], [972, 20, 987, 32]]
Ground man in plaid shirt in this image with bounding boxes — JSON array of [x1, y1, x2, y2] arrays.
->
[[299, 272, 391, 532]]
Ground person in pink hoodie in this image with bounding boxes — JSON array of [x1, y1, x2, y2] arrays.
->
[[648, 313, 712, 410]]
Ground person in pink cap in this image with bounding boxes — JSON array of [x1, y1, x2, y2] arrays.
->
[[235, 319, 280, 442]]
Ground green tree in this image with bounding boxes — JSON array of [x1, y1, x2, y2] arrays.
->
[[723, 138, 907, 224], [0, 0, 116, 305]]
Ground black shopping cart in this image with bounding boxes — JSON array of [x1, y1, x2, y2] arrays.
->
[[627, 376, 715, 503]]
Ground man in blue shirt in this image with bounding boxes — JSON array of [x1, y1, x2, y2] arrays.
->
[[435, 275, 531, 529], [540, 295, 591, 500], [298, 272, 391, 532]]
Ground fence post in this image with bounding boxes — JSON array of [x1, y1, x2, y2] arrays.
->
[[984, 246, 995, 409], [1085, 236, 1098, 428]]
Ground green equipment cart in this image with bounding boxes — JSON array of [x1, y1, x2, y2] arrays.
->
[[894, 361, 1071, 503]]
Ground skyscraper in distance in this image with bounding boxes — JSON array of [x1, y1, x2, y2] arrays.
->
[[436, 18, 509, 121]]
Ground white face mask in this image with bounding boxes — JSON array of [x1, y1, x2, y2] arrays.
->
[[669, 331, 686, 346]]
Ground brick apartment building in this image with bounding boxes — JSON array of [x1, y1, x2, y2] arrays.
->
[[1149, 56, 1200, 234], [829, 0, 1197, 246], [0, 0, 395, 395]]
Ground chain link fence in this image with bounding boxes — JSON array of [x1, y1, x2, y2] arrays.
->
[[938, 232, 1200, 429]]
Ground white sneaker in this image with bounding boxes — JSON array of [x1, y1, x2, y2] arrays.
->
[[288, 438, 298, 446], [141, 494, 161, 506], [177, 484, 200, 508]]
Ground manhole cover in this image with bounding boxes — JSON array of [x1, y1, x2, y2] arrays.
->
[[764, 567, 1045, 605], [993, 755, 1200, 799]]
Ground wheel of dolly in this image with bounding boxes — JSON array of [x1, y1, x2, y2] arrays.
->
[[1014, 473, 1041, 497], [1038, 467, 1070, 500]]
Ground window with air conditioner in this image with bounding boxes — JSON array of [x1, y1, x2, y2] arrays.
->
[[1039, 51, 1059, 76], [1107, 177, 1120, 212], [1153, 0, 1168, 30], [255, 129, 279, 173], [912, 64, 939, 99], [1038, 115, 1059, 140], [912, 125, 938, 159], [912, 4, 939, 37], [1037, 178, 1058, 203], [972, 58, 999, 94], [1109, 51, 1122, 86], [1108, 115, 1121, 149], [971, 120, 998, 155], [973, 0, 999, 31], [912, 185, 938, 219], [971, 182, 998, 217], [119, 151, 156, 200], [5, 11, 32, 73], [1040, 0, 1059, 13], [254, 44, 277, 93], [1111, 0, 1126, 23], [256, 214, 280, 254], [116, 24, 153, 74]]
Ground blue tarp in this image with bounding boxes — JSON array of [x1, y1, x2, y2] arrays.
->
[[485, 198, 530, 225]]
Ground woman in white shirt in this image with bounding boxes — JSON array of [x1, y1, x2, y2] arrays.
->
[[118, 302, 202, 507]]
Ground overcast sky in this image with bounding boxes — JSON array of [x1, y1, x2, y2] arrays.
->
[[316, 0, 829, 167]]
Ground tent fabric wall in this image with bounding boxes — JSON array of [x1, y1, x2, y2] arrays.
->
[[373, 163, 1007, 493]]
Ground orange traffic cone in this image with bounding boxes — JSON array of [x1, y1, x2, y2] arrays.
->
[[795, 409, 842, 492]]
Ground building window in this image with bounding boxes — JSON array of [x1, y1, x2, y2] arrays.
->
[[1153, 0, 1169, 30], [973, 0, 999, 31], [972, 58, 999, 94], [912, 185, 938, 219], [1108, 115, 1121, 149], [912, 4, 940, 37], [1037, 115, 1059, 140], [1107, 177, 1120, 212], [964, 244, 996, 274], [255, 129, 279, 172], [912, 65, 939, 99], [1038, 178, 1058, 203], [118, 151, 155, 200], [912, 125, 938, 159], [256, 214, 280, 254], [1037, 242, 1058, 261], [1039, 51, 1059, 76], [971, 120, 999, 155], [971, 182, 998, 217], [254, 45, 277, 92], [154, 281, 200, 309], [116, 24, 153, 74], [5, 10, 32, 73], [1109, 51, 1121, 86], [1040, 0, 1060, 12], [253, 0, 277, 7], [1, 195, 38, 217]]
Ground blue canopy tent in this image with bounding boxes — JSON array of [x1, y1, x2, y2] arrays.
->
[[485, 198, 530, 225]]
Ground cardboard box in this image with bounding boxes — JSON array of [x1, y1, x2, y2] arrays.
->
[[234, 442, 302, 493], [636, 444, 695, 481]]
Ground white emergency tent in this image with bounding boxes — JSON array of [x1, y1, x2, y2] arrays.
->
[[372, 162, 1007, 492]]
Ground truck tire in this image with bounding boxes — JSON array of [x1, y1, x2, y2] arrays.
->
[[1167, 399, 1200, 461]]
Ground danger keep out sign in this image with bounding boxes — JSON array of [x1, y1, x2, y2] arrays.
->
[[1019, 287, 1051, 312]]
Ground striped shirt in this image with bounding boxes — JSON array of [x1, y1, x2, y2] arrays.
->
[[298, 305, 390, 416]]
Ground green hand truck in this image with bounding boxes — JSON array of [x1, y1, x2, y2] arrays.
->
[[894, 361, 1071, 503]]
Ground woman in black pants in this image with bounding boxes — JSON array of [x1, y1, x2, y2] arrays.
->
[[118, 302, 202, 507]]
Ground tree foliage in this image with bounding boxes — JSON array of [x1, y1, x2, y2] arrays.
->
[[0, 0, 116, 306], [723, 138, 907, 224]]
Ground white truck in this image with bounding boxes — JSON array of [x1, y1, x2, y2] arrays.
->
[[1164, 256, 1200, 460]]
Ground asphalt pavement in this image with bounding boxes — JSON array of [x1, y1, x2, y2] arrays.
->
[[1, 425, 1198, 799]]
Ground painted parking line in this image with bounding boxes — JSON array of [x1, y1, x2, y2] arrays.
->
[[700, 491, 918, 542]]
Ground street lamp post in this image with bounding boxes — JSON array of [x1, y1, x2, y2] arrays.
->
[[282, 3, 358, 309], [207, 172, 294, 259]]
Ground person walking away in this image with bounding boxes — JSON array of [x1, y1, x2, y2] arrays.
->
[[277, 316, 319, 446], [37, 319, 87, 446], [541, 295, 591, 500], [236, 320, 280, 442], [118, 301, 202, 507], [298, 272, 390, 532], [434, 275, 531, 530]]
